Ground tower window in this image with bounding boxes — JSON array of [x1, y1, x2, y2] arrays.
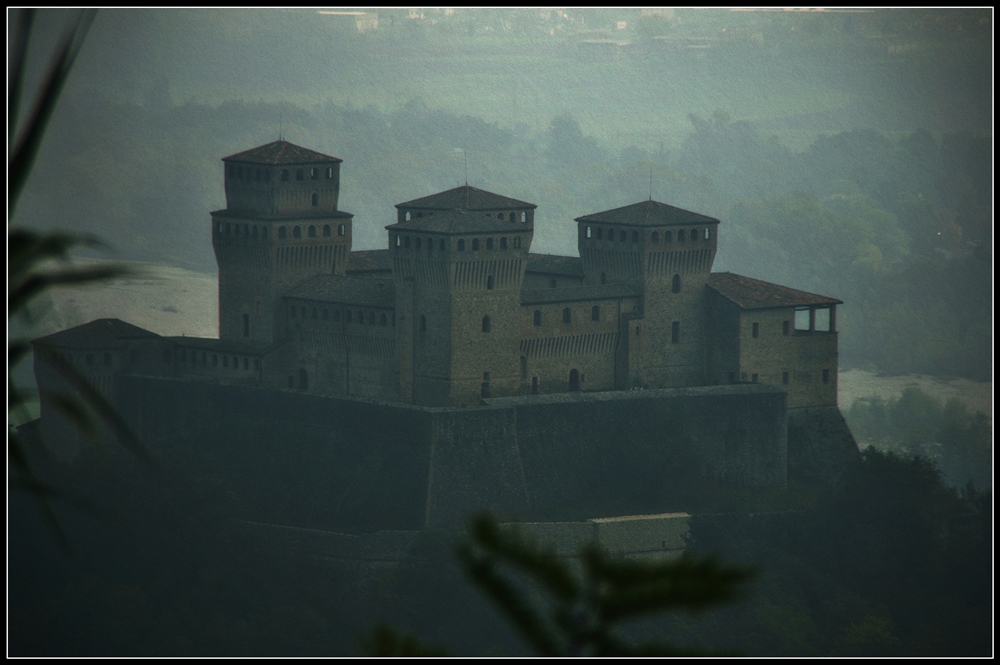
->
[[513, 237, 521, 248], [690, 229, 698, 242], [500, 237, 507, 250], [482, 316, 491, 333], [293, 226, 301, 239], [296, 168, 304, 181], [223, 355, 228, 368], [472, 238, 480, 251], [405, 211, 411, 221], [311, 193, 318, 207], [586, 226, 592, 239], [338, 224, 345, 236], [404, 236, 411, 249], [671, 321, 680, 344], [310, 167, 318, 180], [323, 225, 331, 237], [326, 167, 334, 179], [592, 305, 600, 321], [678, 230, 686, 242], [672, 274, 681, 293], [281, 169, 289, 181], [415, 237, 422, 250], [255, 358, 260, 370], [509, 212, 516, 222], [562, 308, 571, 324], [521, 212, 526, 223], [704, 228, 711, 240], [665, 231, 672, 243], [752, 322, 759, 338], [533, 310, 541, 326], [308, 225, 316, 238], [651, 231, 659, 243]]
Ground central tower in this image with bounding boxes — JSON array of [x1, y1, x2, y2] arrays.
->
[[389, 186, 536, 405], [212, 140, 354, 344]]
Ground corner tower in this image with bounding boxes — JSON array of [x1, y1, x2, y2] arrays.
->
[[212, 140, 354, 344], [575, 200, 720, 388], [389, 187, 536, 406]]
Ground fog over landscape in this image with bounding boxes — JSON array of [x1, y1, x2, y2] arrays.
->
[[9, 8, 992, 657]]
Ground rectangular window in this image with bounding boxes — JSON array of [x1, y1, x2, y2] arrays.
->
[[752, 322, 759, 338], [794, 307, 810, 331], [814, 308, 831, 332]]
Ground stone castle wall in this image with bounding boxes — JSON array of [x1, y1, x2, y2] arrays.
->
[[109, 375, 792, 533]]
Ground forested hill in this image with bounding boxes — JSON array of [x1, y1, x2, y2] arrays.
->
[[12, 9, 991, 381]]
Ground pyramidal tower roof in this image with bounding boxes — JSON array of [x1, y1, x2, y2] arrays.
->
[[222, 140, 342, 165], [575, 200, 719, 227], [396, 185, 536, 211]]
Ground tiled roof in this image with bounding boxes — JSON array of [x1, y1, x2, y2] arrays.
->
[[396, 185, 536, 211], [32, 319, 161, 349], [708, 272, 842, 310], [387, 209, 530, 234], [521, 283, 639, 305], [346, 249, 392, 274], [526, 254, 584, 277], [575, 200, 719, 227], [223, 140, 342, 165], [285, 275, 395, 308]]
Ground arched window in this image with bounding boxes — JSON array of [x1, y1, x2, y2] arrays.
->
[[487, 275, 495, 290], [472, 238, 480, 251], [299, 368, 308, 390], [500, 237, 507, 250], [664, 230, 672, 243], [562, 308, 571, 324], [482, 316, 491, 333], [395, 235, 401, 248], [533, 310, 541, 326], [677, 230, 685, 242], [704, 228, 710, 240], [311, 193, 318, 207], [672, 273, 681, 293], [521, 212, 526, 223], [497, 213, 504, 219], [513, 236, 521, 248], [405, 211, 411, 221], [296, 168, 304, 181], [509, 213, 516, 222], [690, 229, 698, 241], [419, 315, 426, 332], [338, 224, 345, 236], [326, 167, 334, 179], [323, 225, 331, 237], [520, 355, 528, 379], [308, 225, 316, 238], [592, 305, 600, 321], [281, 169, 289, 181], [458, 239, 465, 251], [380, 313, 387, 326], [293, 226, 301, 239], [586, 226, 592, 239]]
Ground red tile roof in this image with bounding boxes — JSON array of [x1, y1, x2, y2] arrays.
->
[[575, 200, 719, 227], [708, 272, 842, 310], [223, 140, 342, 165], [396, 185, 536, 211]]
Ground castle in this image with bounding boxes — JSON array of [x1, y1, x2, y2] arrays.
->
[[31, 139, 856, 531]]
